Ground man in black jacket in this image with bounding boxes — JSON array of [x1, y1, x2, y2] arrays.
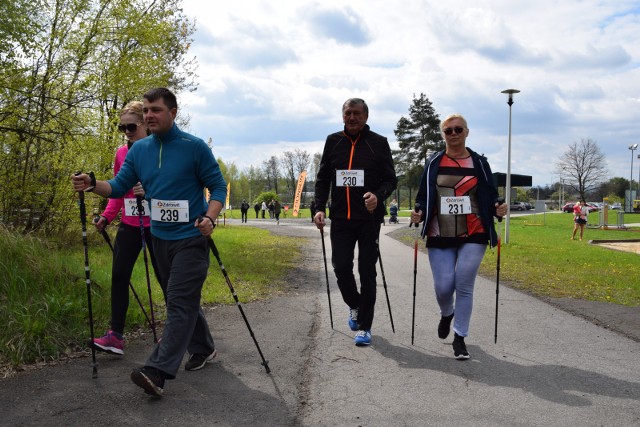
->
[[240, 199, 250, 223], [313, 98, 397, 346]]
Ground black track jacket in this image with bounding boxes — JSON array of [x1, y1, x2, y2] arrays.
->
[[314, 125, 397, 223]]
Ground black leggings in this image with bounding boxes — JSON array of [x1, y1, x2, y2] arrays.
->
[[110, 223, 161, 334]]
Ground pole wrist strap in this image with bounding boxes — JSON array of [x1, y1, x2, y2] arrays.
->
[[204, 215, 216, 229], [86, 172, 96, 192]]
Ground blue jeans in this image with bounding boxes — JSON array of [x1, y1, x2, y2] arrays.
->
[[427, 243, 487, 337]]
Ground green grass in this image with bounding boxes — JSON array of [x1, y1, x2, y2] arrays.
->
[[0, 225, 303, 367], [479, 212, 640, 305], [221, 208, 315, 220], [392, 212, 640, 306]]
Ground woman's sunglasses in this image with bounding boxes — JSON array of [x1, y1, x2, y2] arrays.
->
[[118, 123, 139, 133], [443, 126, 465, 136]]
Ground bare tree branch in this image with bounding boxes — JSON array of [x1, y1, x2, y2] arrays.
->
[[555, 138, 608, 201]]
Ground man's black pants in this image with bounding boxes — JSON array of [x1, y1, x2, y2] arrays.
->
[[330, 218, 380, 331]]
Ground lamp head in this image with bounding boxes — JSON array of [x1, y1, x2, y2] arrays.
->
[[630, 144, 639, 150], [501, 89, 520, 106]]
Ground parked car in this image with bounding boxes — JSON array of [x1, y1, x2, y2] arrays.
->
[[610, 203, 622, 210], [563, 202, 598, 213], [510, 201, 527, 211]]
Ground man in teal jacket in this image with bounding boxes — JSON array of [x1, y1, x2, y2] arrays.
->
[[72, 88, 226, 397]]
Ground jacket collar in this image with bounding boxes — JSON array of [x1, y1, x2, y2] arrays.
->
[[343, 124, 370, 140], [153, 122, 180, 141]]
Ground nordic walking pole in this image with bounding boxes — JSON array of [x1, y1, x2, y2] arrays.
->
[[75, 176, 98, 379], [198, 217, 271, 373], [373, 215, 395, 333], [136, 196, 158, 343], [495, 198, 505, 344], [92, 212, 153, 330], [320, 228, 334, 329], [410, 203, 421, 345]]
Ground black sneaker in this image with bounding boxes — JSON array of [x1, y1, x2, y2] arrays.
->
[[438, 313, 454, 339], [452, 333, 470, 360], [131, 366, 165, 397], [185, 350, 217, 371]]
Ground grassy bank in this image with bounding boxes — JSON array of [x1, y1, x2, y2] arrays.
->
[[0, 225, 303, 367], [391, 212, 640, 306]]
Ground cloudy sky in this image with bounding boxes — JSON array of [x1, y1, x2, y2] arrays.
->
[[178, 0, 640, 187]]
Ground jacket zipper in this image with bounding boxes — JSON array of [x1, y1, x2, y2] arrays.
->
[[157, 135, 163, 169], [344, 132, 360, 220]]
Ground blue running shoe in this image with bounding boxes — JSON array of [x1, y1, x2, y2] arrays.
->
[[348, 308, 359, 331], [354, 330, 371, 346]]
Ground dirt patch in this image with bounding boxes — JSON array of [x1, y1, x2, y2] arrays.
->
[[590, 240, 640, 255]]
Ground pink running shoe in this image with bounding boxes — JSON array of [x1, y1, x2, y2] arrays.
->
[[92, 330, 124, 355]]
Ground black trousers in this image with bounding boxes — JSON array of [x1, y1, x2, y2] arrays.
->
[[330, 219, 380, 331], [111, 223, 161, 334]]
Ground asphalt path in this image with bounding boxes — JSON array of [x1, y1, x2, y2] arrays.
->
[[1, 217, 638, 426]]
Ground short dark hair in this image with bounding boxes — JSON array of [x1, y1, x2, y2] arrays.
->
[[143, 87, 178, 111], [342, 98, 368, 115]]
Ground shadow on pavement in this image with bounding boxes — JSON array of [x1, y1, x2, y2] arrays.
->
[[372, 336, 640, 407]]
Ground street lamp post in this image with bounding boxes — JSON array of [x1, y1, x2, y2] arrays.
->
[[629, 144, 638, 212], [501, 89, 520, 244], [558, 177, 563, 210], [637, 153, 640, 201]]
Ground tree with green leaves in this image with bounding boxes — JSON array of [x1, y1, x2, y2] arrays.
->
[[263, 156, 280, 194], [392, 93, 443, 176], [390, 93, 442, 207], [0, 0, 196, 234], [254, 191, 279, 205], [593, 177, 629, 202]]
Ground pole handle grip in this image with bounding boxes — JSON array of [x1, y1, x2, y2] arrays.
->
[[496, 198, 505, 222], [410, 203, 421, 228], [198, 215, 221, 258]]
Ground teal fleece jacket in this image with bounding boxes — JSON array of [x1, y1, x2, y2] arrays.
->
[[108, 123, 227, 240]]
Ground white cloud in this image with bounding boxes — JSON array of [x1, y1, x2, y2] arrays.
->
[[178, 0, 640, 187]]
